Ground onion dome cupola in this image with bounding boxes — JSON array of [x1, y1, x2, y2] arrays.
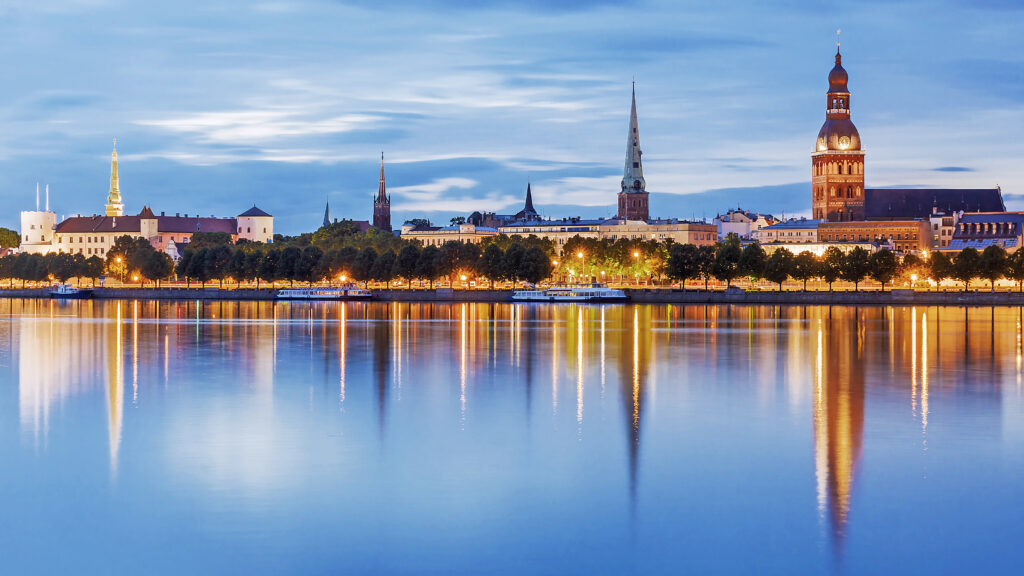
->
[[816, 48, 861, 153]]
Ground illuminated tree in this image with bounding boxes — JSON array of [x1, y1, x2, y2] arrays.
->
[[821, 247, 844, 291], [841, 247, 871, 291], [762, 248, 793, 291], [928, 251, 953, 290], [868, 249, 899, 291], [952, 247, 980, 291], [790, 251, 820, 291], [978, 245, 1008, 292]]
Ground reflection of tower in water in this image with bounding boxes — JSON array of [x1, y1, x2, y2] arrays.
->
[[617, 306, 649, 507], [813, 308, 865, 550]]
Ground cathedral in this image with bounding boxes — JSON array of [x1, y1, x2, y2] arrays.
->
[[811, 45, 1003, 225]]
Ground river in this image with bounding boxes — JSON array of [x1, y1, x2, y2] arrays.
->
[[1, 299, 1022, 574]]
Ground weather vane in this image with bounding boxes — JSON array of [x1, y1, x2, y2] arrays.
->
[[837, 28, 841, 48]]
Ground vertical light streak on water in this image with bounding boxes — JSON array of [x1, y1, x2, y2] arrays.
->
[[1017, 309, 1022, 394], [552, 310, 558, 416], [814, 321, 827, 520], [272, 304, 278, 374], [510, 305, 516, 368], [132, 300, 138, 404], [110, 301, 124, 479], [339, 304, 346, 405], [911, 307, 918, 414], [600, 306, 606, 398], [922, 312, 929, 436], [394, 302, 402, 398], [632, 307, 639, 437], [460, 303, 467, 426], [577, 309, 584, 429], [164, 332, 169, 386]]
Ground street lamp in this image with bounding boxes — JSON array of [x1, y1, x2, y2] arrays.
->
[[632, 251, 640, 286], [577, 251, 585, 283], [460, 274, 467, 289]]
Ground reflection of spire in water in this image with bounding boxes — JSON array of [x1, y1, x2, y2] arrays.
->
[[521, 305, 534, 419], [373, 309, 391, 436], [109, 302, 124, 478], [812, 309, 865, 553], [132, 301, 139, 404], [618, 306, 648, 509]]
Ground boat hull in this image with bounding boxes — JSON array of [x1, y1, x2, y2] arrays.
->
[[275, 288, 372, 301], [49, 289, 94, 299]]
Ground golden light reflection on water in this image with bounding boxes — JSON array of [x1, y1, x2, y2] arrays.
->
[[3, 299, 1021, 550]]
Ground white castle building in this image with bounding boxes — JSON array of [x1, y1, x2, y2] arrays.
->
[[20, 141, 273, 257]]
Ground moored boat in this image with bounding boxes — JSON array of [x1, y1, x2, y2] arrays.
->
[[512, 283, 628, 303], [275, 286, 372, 301], [49, 284, 94, 299]]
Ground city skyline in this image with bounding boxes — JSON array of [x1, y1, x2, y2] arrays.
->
[[1, 1, 1022, 234]]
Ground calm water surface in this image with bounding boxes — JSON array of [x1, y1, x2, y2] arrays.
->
[[2, 299, 1023, 574]]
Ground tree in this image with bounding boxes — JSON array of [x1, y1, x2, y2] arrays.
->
[[762, 248, 793, 291], [476, 244, 505, 287], [952, 247, 981, 291], [84, 256, 104, 287], [406, 218, 432, 228], [370, 250, 397, 287], [141, 252, 174, 285], [187, 249, 213, 287], [311, 220, 367, 251], [519, 247, 552, 285], [258, 249, 280, 286], [1007, 249, 1024, 293], [502, 243, 526, 284], [205, 244, 233, 287], [450, 216, 466, 226], [899, 253, 927, 287], [841, 247, 871, 291], [244, 251, 264, 288], [666, 244, 701, 290], [697, 245, 716, 290], [394, 245, 421, 284], [712, 234, 742, 288], [0, 227, 19, 249], [416, 245, 441, 287], [227, 249, 248, 284], [928, 251, 953, 290], [351, 247, 378, 284], [49, 252, 77, 283], [738, 243, 767, 288], [175, 250, 194, 287], [821, 247, 844, 290], [295, 246, 324, 285], [277, 246, 302, 286], [790, 251, 819, 291], [868, 249, 899, 291], [187, 232, 234, 250], [978, 245, 1008, 292]]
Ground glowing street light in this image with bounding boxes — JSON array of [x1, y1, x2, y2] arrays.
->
[[576, 252, 585, 283]]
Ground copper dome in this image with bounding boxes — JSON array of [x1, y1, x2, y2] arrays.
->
[[828, 52, 849, 93], [816, 118, 861, 151]]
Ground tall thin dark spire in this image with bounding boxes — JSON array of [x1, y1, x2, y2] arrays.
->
[[377, 152, 387, 202], [621, 83, 645, 193], [523, 182, 535, 213], [373, 152, 392, 231], [323, 199, 331, 228]]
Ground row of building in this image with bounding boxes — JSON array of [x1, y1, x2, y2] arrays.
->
[[16, 43, 1021, 262], [401, 44, 1018, 257], [20, 140, 274, 259]]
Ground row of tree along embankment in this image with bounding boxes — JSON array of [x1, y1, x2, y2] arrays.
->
[[4, 287, 1024, 306]]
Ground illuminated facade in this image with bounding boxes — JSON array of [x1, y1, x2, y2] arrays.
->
[[819, 219, 930, 253], [812, 48, 865, 222], [19, 140, 273, 255]]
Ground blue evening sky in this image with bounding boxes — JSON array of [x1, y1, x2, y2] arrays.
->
[[1, 0, 1022, 234]]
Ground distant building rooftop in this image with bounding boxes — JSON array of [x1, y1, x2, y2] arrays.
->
[[865, 188, 1004, 219]]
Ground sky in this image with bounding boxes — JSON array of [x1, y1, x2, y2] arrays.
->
[[0, 0, 1022, 235]]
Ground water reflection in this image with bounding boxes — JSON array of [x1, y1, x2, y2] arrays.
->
[[2, 299, 1022, 572]]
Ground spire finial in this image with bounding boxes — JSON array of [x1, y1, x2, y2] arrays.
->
[[836, 29, 841, 54]]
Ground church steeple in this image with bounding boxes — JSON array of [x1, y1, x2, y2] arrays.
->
[[323, 200, 331, 228], [617, 83, 650, 221], [105, 138, 124, 217], [373, 152, 391, 231], [621, 82, 646, 193]]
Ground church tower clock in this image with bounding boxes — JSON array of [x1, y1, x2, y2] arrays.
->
[[812, 45, 865, 222]]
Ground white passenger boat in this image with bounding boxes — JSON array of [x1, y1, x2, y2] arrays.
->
[[512, 283, 628, 303], [49, 283, 94, 299], [276, 286, 372, 301]]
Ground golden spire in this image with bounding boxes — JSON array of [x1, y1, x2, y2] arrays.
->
[[105, 138, 124, 217]]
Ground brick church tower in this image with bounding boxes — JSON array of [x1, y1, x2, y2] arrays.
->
[[617, 84, 649, 221], [812, 45, 865, 222], [373, 153, 391, 232]]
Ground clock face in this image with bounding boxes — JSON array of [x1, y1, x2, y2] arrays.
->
[[817, 137, 827, 151], [839, 136, 851, 149]]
